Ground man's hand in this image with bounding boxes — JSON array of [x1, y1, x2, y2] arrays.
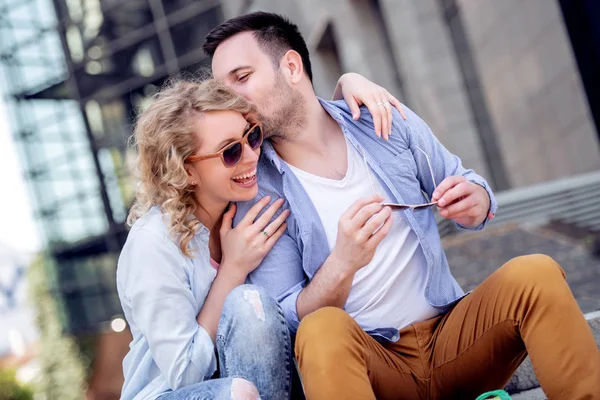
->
[[331, 195, 393, 273], [431, 176, 490, 228]]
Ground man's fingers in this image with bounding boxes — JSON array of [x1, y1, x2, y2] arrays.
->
[[441, 207, 476, 220], [357, 206, 392, 242], [439, 195, 475, 217], [432, 176, 466, 202], [342, 194, 384, 221], [351, 202, 384, 231], [438, 181, 471, 207], [367, 211, 394, 246]]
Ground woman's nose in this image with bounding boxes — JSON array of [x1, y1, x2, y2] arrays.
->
[[242, 143, 259, 162]]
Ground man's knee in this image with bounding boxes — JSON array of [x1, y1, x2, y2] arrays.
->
[[297, 307, 354, 340], [497, 254, 566, 290], [295, 307, 358, 361]]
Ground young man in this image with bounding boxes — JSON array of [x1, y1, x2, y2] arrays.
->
[[204, 12, 600, 400]]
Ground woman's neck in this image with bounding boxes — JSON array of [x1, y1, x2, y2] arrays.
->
[[194, 202, 228, 233], [193, 197, 229, 262]]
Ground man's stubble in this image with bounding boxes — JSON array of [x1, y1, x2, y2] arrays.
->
[[259, 71, 306, 142]]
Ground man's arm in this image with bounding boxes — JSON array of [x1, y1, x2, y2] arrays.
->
[[236, 194, 393, 330], [389, 105, 498, 230], [297, 195, 393, 320]]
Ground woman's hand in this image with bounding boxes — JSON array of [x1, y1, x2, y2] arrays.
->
[[332, 72, 407, 140], [219, 196, 289, 278]]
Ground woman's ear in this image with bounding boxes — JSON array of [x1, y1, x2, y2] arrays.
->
[[184, 164, 197, 186]]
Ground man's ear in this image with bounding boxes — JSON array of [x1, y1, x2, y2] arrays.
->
[[281, 50, 304, 85]]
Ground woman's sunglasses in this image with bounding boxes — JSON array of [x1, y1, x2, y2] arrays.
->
[[185, 123, 263, 168]]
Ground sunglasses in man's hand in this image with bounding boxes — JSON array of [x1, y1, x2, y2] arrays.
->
[[361, 147, 440, 212], [382, 200, 439, 211]]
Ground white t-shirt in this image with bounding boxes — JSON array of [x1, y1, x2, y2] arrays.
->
[[287, 140, 439, 331]]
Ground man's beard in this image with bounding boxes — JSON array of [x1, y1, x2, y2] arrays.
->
[[259, 73, 306, 141]]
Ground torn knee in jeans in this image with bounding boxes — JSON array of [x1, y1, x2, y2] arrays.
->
[[230, 378, 260, 400], [243, 289, 265, 321]]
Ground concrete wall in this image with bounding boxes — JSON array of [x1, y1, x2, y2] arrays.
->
[[219, 0, 600, 190], [458, 0, 600, 186]]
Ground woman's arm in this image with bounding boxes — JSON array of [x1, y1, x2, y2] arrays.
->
[[122, 228, 217, 389], [332, 72, 407, 140], [196, 199, 289, 341]]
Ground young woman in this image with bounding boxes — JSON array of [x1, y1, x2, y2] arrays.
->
[[117, 75, 404, 400]]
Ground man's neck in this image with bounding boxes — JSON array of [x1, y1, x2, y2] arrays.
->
[[272, 95, 345, 175]]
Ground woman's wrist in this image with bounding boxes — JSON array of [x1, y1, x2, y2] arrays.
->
[[217, 261, 248, 284]]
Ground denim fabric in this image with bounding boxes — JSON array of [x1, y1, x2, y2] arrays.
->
[[158, 284, 292, 400], [233, 99, 498, 341]]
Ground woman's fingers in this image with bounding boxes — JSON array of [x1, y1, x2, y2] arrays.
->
[[238, 196, 272, 227], [263, 208, 290, 235], [264, 222, 288, 249], [252, 198, 285, 232], [220, 203, 236, 235], [388, 95, 407, 121]]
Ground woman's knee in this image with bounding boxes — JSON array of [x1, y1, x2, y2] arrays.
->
[[229, 378, 259, 400], [221, 284, 288, 350], [223, 284, 280, 323]]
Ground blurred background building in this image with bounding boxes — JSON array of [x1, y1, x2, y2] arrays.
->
[[0, 0, 599, 398]]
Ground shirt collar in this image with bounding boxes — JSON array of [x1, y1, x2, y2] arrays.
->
[[260, 97, 353, 175]]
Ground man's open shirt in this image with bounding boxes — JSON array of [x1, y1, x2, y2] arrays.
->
[[233, 99, 497, 341]]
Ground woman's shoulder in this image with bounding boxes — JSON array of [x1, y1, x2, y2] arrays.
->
[[122, 207, 209, 267], [130, 206, 170, 236], [120, 207, 185, 269]]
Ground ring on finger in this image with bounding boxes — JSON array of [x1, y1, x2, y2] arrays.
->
[[377, 101, 390, 107], [262, 230, 269, 237]]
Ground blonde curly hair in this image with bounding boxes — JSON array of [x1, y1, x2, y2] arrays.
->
[[127, 78, 255, 257]]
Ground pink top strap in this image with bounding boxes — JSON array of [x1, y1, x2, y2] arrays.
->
[[209, 258, 220, 270]]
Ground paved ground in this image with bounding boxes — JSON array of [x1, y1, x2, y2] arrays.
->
[[443, 224, 600, 313]]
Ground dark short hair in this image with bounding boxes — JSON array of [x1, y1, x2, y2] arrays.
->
[[203, 11, 313, 82]]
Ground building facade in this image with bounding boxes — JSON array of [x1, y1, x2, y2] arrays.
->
[[1, 0, 599, 336]]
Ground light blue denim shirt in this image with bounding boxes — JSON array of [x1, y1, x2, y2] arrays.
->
[[233, 99, 498, 341], [116, 207, 217, 400]]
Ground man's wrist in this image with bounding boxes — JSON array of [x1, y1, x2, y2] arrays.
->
[[327, 250, 357, 282]]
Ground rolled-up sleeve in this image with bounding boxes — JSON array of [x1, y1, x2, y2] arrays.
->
[[394, 105, 498, 231], [122, 228, 217, 389]]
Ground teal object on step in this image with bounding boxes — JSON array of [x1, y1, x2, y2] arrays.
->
[[475, 389, 512, 400]]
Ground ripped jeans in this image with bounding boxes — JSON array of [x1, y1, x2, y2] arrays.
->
[[158, 284, 292, 400]]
